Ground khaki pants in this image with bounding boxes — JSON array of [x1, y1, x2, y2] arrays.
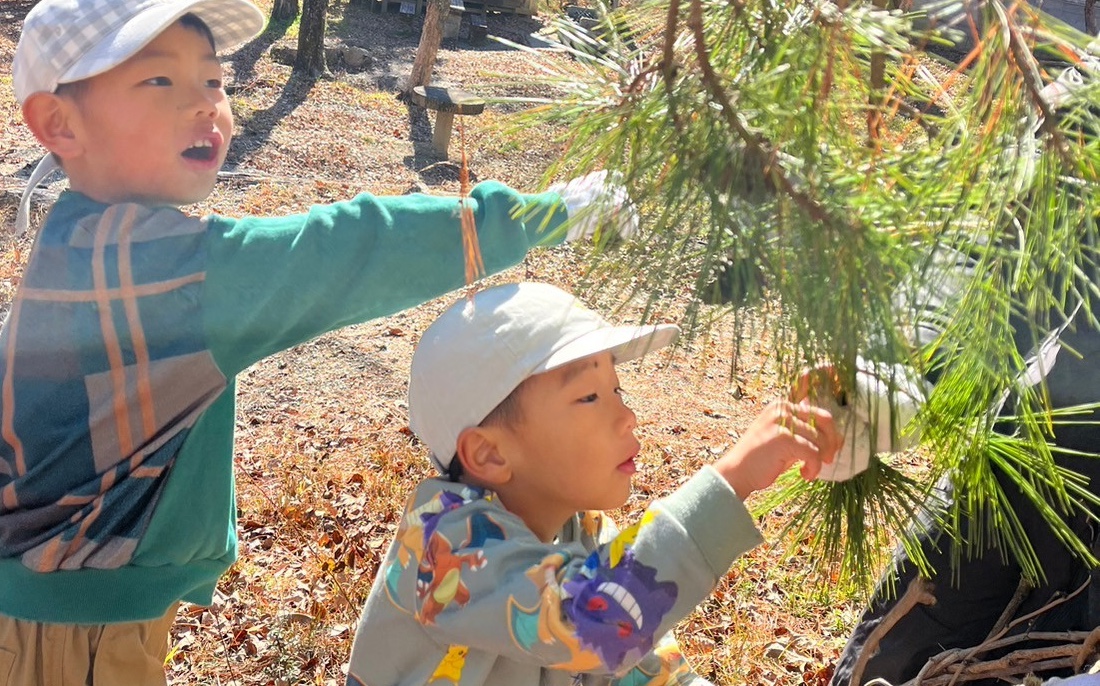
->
[[0, 604, 178, 686]]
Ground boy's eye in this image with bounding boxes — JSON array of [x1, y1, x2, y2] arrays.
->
[[144, 76, 172, 86], [206, 79, 223, 89], [578, 387, 625, 403]]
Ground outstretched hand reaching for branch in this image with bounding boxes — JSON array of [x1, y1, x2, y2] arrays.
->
[[550, 170, 639, 242], [713, 375, 843, 500]]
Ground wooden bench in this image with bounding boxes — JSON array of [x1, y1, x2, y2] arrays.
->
[[409, 86, 486, 158]]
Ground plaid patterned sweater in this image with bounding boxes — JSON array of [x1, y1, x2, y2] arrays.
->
[[0, 183, 566, 624]]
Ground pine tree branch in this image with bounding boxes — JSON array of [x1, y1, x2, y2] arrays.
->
[[517, 0, 1100, 592], [686, 0, 853, 232], [999, 4, 1075, 167], [660, 0, 685, 137]]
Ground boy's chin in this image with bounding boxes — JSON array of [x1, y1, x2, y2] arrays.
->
[[164, 186, 218, 208], [580, 487, 631, 514], [111, 183, 217, 208], [604, 482, 633, 510]]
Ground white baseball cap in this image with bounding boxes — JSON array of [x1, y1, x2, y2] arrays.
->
[[13, 0, 265, 105], [409, 282, 680, 470], [12, 0, 265, 234]]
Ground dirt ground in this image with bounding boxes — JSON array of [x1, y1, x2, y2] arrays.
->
[[0, 1, 864, 683]]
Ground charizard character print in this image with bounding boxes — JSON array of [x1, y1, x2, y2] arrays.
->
[[614, 638, 695, 686], [508, 552, 605, 671], [384, 487, 506, 623], [417, 530, 488, 623]]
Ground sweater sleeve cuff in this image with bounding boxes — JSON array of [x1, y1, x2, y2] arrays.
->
[[658, 466, 764, 578]]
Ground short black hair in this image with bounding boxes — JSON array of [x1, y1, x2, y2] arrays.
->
[[444, 456, 465, 482], [54, 79, 90, 101], [443, 379, 529, 482], [179, 12, 217, 51]]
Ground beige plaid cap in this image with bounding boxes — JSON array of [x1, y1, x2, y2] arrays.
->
[[13, 0, 265, 105]]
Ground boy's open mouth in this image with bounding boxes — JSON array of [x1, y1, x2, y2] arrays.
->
[[182, 140, 217, 162]]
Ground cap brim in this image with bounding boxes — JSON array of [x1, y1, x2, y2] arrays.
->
[[60, 0, 265, 84], [536, 323, 680, 373]]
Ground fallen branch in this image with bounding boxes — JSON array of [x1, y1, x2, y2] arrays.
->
[[851, 576, 937, 686], [1074, 627, 1100, 673], [917, 643, 1081, 686], [854, 577, 1100, 686]]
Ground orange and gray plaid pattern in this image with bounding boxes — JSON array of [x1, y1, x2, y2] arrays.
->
[[0, 200, 226, 572]]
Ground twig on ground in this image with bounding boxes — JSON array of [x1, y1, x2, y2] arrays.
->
[[852, 577, 1100, 686], [1073, 626, 1100, 673], [918, 644, 1079, 686], [890, 579, 1097, 686], [986, 577, 1034, 641], [851, 576, 937, 686]]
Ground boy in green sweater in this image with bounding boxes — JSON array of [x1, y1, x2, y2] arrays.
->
[[1, 1, 624, 683], [347, 282, 843, 685]]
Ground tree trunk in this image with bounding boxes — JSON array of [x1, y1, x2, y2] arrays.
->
[[406, 0, 448, 92], [295, 0, 329, 76], [271, 0, 299, 22]]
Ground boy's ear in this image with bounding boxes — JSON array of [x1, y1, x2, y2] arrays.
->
[[21, 93, 83, 161], [455, 427, 512, 487]]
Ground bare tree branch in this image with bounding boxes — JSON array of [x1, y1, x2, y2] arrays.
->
[[851, 577, 937, 686]]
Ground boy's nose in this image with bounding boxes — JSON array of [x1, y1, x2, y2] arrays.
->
[[183, 87, 220, 118], [619, 399, 637, 433]]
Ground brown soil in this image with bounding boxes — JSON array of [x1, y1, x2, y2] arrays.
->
[[0, 2, 862, 683]]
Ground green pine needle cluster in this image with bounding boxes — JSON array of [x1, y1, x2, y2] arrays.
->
[[499, 0, 1100, 590]]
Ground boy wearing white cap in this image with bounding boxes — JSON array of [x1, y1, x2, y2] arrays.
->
[[2, 2, 631, 682], [346, 282, 843, 686]]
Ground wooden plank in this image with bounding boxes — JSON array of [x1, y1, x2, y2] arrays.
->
[[409, 86, 486, 116]]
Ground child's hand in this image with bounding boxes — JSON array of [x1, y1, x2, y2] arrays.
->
[[549, 170, 639, 242], [714, 399, 842, 500]]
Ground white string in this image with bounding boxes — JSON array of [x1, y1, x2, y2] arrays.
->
[[16, 155, 59, 234]]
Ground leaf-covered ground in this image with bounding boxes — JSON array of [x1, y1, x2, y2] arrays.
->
[[0, 1, 868, 683]]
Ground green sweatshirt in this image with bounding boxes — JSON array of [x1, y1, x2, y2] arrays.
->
[[0, 182, 566, 624]]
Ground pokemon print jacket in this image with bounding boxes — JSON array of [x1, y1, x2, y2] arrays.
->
[[346, 465, 764, 686]]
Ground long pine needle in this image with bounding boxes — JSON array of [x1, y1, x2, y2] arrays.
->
[[458, 115, 485, 297]]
